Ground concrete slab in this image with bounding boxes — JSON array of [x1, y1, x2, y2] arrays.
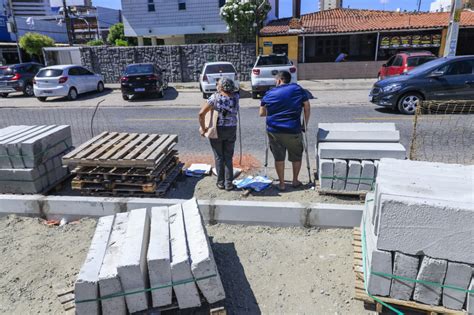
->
[[442, 262, 472, 310], [317, 130, 400, 143], [117, 208, 151, 313], [182, 199, 225, 303], [318, 158, 334, 190], [98, 212, 129, 315], [169, 204, 201, 309], [345, 160, 361, 191], [332, 159, 347, 190], [147, 206, 172, 307], [0, 125, 29, 138], [318, 142, 406, 160], [375, 194, 474, 264], [467, 278, 474, 314], [75, 215, 114, 315], [413, 257, 447, 306], [317, 123, 397, 131], [390, 252, 419, 301], [358, 160, 375, 191], [361, 197, 392, 297]]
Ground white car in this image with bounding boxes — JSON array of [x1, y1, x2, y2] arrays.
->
[[251, 54, 297, 99], [198, 62, 240, 99], [33, 65, 104, 102]]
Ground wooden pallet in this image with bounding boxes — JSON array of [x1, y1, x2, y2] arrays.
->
[[353, 228, 466, 315], [62, 132, 178, 168], [54, 284, 75, 315], [317, 181, 368, 201]]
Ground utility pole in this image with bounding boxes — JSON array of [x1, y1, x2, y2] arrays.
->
[[417, 0, 422, 12], [443, 0, 462, 56], [62, 0, 74, 45], [7, 0, 22, 63]]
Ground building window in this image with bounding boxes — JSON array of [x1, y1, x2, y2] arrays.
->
[[219, 0, 226, 7], [178, 0, 186, 10], [148, 0, 155, 12]]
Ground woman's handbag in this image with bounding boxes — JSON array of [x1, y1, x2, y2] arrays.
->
[[203, 108, 219, 139]]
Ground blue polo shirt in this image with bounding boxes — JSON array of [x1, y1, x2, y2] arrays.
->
[[261, 83, 309, 134]]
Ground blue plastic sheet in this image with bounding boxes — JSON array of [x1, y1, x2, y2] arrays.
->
[[233, 176, 272, 192]]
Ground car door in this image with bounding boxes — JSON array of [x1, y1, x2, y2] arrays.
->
[[381, 56, 395, 77], [68, 67, 84, 93], [388, 55, 404, 76], [81, 67, 98, 92], [427, 60, 474, 100]]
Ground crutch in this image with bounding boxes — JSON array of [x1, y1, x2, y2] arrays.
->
[[302, 113, 313, 184]]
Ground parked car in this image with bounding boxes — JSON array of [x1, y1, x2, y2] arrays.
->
[[251, 54, 297, 99], [370, 55, 474, 115], [378, 51, 436, 80], [198, 62, 240, 99], [0, 62, 43, 97], [33, 65, 104, 102], [120, 63, 167, 100]]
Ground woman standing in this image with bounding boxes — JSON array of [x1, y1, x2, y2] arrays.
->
[[199, 78, 239, 191]]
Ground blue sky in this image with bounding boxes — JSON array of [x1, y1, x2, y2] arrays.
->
[[93, 0, 431, 13]]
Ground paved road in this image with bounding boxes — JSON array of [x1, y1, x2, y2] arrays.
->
[[0, 87, 414, 166]]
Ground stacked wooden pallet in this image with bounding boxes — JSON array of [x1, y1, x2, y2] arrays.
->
[[62, 132, 182, 197]]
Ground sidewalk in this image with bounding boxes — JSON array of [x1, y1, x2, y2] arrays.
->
[[107, 79, 376, 92]]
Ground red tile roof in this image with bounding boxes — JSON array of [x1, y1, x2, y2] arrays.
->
[[260, 8, 474, 36]]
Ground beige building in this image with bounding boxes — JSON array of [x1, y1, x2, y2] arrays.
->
[[319, 0, 343, 11]]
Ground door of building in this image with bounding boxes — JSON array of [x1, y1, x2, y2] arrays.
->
[[273, 44, 289, 56]]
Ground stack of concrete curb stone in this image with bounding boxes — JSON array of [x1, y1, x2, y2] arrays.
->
[[316, 123, 406, 192], [361, 158, 474, 312], [75, 198, 225, 315], [0, 125, 72, 194]]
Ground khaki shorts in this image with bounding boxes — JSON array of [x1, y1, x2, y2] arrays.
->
[[268, 132, 304, 162]]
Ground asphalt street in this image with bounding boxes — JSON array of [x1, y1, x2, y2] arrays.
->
[[0, 86, 415, 167]]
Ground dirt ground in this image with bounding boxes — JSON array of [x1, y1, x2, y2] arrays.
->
[[0, 215, 370, 314]]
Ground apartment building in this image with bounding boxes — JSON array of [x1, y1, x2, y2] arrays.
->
[[11, 0, 52, 16], [319, 0, 343, 11]]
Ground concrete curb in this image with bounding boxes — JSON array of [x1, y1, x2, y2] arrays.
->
[[0, 195, 363, 228]]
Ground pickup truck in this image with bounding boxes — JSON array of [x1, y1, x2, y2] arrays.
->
[[251, 54, 297, 99]]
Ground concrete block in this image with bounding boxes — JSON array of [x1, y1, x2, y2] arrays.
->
[[413, 257, 447, 306], [358, 160, 375, 191], [375, 194, 474, 264], [98, 212, 129, 315], [318, 158, 334, 190], [182, 199, 225, 303], [345, 160, 361, 191], [467, 278, 474, 314], [147, 206, 172, 307], [6, 125, 72, 168], [309, 203, 364, 227], [169, 204, 201, 309], [75, 215, 115, 315], [317, 130, 400, 143], [318, 142, 406, 160], [332, 159, 347, 190], [390, 253, 419, 301], [0, 125, 29, 138], [442, 262, 472, 310], [317, 123, 397, 131], [117, 208, 151, 313]]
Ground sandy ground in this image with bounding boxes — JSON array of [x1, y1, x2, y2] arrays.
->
[[0, 215, 370, 314]]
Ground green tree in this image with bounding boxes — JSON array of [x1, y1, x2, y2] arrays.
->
[[114, 39, 129, 46], [19, 32, 55, 61], [86, 39, 105, 46], [107, 22, 125, 44]]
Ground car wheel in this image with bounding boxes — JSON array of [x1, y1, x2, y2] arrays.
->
[[23, 83, 34, 97], [398, 92, 422, 115], [97, 81, 104, 93], [37, 97, 47, 102], [122, 94, 129, 101], [252, 91, 258, 99], [67, 87, 78, 101], [0, 93, 8, 98]]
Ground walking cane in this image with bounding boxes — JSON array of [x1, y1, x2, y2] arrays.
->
[[302, 113, 313, 184]]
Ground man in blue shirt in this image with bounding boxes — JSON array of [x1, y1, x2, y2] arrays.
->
[[259, 71, 311, 191]]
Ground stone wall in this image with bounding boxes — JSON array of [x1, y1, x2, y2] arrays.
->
[[80, 43, 256, 83]]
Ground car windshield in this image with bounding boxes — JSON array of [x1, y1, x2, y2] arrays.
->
[[36, 69, 63, 77], [0, 67, 14, 75], [405, 58, 444, 75], [407, 56, 436, 67], [205, 64, 236, 74], [125, 65, 154, 74], [256, 55, 290, 66]]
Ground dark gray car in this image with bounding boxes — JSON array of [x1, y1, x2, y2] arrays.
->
[[0, 62, 44, 97]]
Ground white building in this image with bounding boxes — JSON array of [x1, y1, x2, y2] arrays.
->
[[319, 0, 343, 11], [122, 0, 229, 45], [430, 0, 453, 12], [49, 0, 92, 8]]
